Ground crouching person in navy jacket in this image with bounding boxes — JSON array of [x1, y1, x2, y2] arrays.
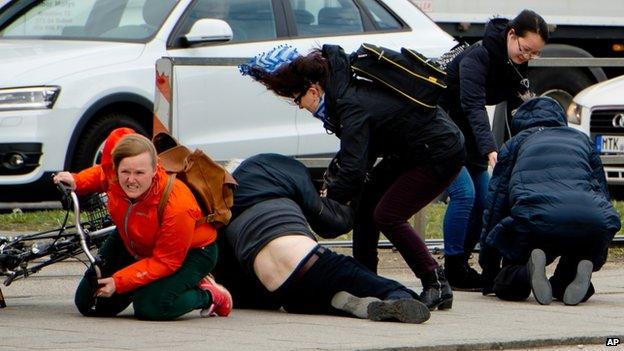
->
[[479, 97, 620, 306]]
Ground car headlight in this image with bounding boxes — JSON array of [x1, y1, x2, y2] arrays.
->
[[566, 101, 583, 125], [0, 86, 60, 111]]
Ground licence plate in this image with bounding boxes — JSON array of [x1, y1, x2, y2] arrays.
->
[[596, 135, 624, 153]]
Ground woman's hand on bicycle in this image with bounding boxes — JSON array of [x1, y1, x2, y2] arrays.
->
[[53, 172, 76, 190], [96, 277, 116, 298]]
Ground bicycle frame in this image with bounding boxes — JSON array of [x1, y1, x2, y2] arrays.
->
[[0, 187, 115, 308]]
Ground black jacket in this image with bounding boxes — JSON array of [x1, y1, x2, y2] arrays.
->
[[321, 44, 465, 204], [479, 97, 620, 271], [230, 153, 353, 238], [438, 18, 529, 169], [212, 153, 354, 310]]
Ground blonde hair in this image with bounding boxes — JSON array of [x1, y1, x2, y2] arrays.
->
[[112, 134, 157, 170]]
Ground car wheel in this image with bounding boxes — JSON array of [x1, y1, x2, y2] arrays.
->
[[70, 112, 149, 172], [529, 67, 594, 111]]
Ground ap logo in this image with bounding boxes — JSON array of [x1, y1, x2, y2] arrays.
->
[[606, 337, 621, 347]]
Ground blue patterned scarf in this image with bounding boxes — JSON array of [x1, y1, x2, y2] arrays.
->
[[313, 93, 329, 124]]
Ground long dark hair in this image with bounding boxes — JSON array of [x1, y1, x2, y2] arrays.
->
[[507, 9, 549, 42], [251, 49, 330, 99]]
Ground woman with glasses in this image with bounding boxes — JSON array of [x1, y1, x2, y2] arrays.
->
[[240, 44, 465, 311], [438, 9, 548, 292]]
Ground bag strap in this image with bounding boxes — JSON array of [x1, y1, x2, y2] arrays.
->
[[156, 172, 216, 226], [157, 173, 176, 224], [197, 215, 211, 226]]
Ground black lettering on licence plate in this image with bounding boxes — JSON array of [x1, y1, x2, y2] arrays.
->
[[603, 137, 619, 151]]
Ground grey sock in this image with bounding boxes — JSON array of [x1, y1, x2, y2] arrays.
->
[[331, 291, 380, 319]]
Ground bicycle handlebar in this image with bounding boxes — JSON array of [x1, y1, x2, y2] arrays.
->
[[68, 191, 102, 279], [53, 178, 103, 280], [55, 181, 72, 195]]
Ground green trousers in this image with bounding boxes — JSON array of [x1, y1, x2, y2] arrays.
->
[[74, 230, 218, 320]]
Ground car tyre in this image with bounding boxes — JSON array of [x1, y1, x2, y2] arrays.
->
[[529, 67, 594, 110], [71, 112, 150, 172]]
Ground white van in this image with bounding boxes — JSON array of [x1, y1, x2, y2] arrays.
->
[[0, 0, 455, 201]]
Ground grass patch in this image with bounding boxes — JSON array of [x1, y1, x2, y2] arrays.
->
[[1, 200, 622, 238], [608, 247, 624, 261], [2, 201, 622, 265], [425, 202, 445, 239], [322, 199, 623, 241], [611, 200, 624, 222], [0, 209, 74, 232]]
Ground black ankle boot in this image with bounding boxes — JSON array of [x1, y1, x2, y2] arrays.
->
[[419, 266, 453, 310], [444, 255, 482, 292]]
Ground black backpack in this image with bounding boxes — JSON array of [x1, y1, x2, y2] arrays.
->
[[350, 43, 447, 109]]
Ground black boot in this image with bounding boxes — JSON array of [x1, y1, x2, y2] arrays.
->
[[444, 254, 482, 292], [419, 266, 453, 310]]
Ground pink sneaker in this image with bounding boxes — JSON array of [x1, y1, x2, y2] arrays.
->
[[198, 275, 233, 317]]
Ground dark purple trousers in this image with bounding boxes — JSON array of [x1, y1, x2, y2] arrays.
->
[[353, 160, 461, 278]]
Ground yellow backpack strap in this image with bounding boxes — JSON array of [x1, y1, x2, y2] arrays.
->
[[158, 173, 176, 224]]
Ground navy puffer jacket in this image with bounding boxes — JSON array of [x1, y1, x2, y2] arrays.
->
[[480, 97, 620, 269]]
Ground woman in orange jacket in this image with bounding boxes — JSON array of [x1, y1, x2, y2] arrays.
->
[[53, 130, 232, 320]]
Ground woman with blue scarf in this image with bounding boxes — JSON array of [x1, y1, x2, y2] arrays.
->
[[241, 44, 465, 310]]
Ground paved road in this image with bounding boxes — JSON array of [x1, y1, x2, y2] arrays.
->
[[0, 251, 622, 351]]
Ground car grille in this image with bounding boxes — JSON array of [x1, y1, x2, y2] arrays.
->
[[591, 108, 624, 183], [589, 109, 624, 135]]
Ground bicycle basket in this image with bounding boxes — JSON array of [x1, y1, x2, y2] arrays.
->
[[79, 193, 112, 232]]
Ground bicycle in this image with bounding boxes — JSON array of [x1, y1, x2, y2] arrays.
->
[[0, 184, 115, 308]]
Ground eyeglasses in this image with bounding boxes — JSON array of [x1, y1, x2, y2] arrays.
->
[[293, 91, 305, 105], [516, 36, 540, 59]]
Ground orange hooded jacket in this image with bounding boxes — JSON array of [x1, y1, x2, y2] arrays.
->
[[73, 128, 216, 294]]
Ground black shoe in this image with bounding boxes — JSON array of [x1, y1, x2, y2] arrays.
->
[[444, 255, 482, 292], [367, 299, 431, 324], [527, 249, 552, 305], [563, 260, 593, 306], [419, 266, 453, 310]]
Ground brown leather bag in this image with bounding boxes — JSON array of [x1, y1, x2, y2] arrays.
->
[[153, 132, 237, 228]]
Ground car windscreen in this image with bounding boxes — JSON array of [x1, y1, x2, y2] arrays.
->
[[0, 0, 178, 42]]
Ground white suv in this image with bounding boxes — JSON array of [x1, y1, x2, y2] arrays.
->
[[567, 75, 624, 185], [0, 0, 454, 202]]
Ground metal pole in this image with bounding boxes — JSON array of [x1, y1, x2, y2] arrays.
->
[[319, 236, 624, 250], [0, 287, 6, 308]]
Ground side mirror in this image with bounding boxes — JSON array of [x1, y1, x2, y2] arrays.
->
[[184, 19, 233, 45]]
